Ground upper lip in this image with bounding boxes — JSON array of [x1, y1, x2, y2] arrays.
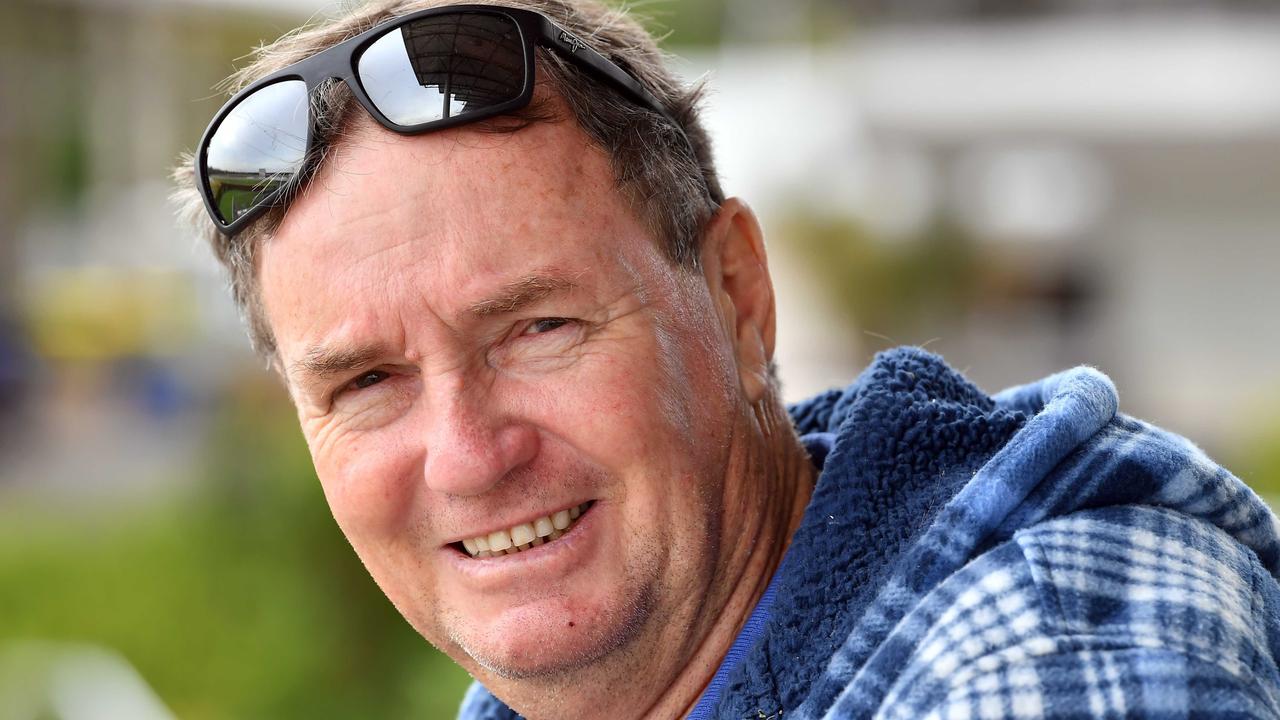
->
[[442, 500, 591, 545]]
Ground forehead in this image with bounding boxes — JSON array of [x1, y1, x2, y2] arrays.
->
[[257, 108, 662, 351], [291, 109, 616, 248]]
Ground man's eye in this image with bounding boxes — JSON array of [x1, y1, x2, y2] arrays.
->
[[526, 318, 572, 335], [350, 370, 389, 390]]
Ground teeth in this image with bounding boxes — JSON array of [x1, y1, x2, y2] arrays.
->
[[488, 529, 513, 552], [534, 517, 554, 537], [511, 523, 535, 546], [461, 503, 590, 559]]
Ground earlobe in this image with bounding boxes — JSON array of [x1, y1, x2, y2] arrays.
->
[[701, 198, 776, 404]]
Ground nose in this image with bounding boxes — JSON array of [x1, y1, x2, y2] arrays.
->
[[419, 380, 539, 497]]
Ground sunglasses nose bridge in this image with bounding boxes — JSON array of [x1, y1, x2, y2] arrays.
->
[[299, 69, 359, 97], [291, 71, 380, 132], [308, 67, 386, 120]]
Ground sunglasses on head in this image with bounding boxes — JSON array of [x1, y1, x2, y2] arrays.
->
[[195, 4, 683, 235]]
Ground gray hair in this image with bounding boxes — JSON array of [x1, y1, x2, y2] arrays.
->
[[172, 0, 724, 360]]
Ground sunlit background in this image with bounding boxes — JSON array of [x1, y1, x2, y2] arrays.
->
[[2, 0, 1279, 717]]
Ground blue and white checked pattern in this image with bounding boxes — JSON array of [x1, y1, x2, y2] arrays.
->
[[458, 349, 1280, 720], [866, 507, 1280, 719], [786, 362, 1280, 720]]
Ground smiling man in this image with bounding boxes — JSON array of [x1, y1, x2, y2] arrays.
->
[[174, 1, 1280, 718], [264, 109, 812, 715]]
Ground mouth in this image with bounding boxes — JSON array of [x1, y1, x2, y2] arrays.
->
[[453, 501, 596, 559]]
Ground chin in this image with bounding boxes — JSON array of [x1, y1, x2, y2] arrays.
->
[[443, 585, 657, 681]]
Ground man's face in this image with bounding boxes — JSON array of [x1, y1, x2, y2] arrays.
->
[[258, 109, 750, 680]]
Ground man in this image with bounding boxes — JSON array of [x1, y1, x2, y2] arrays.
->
[[173, 1, 1280, 717]]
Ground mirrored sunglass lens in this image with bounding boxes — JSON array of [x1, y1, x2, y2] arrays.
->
[[205, 79, 309, 226], [358, 12, 525, 127]]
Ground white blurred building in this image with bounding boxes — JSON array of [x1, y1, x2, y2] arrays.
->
[[690, 6, 1280, 449]]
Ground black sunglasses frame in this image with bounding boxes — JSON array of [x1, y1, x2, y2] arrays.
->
[[196, 4, 682, 235]]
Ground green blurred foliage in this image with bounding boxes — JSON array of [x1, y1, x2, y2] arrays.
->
[[620, 0, 858, 46], [0, 377, 472, 718], [1, 1, 90, 211], [784, 213, 980, 339], [45, 112, 90, 209], [622, 0, 727, 47], [1233, 404, 1280, 501]]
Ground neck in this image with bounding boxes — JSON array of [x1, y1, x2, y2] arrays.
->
[[642, 393, 816, 718]]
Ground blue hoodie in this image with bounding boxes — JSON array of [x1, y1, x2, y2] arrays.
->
[[459, 348, 1280, 718]]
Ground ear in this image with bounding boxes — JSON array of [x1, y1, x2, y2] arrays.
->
[[700, 198, 776, 404]]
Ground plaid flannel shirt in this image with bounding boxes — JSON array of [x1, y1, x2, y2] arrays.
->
[[459, 348, 1280, 719]]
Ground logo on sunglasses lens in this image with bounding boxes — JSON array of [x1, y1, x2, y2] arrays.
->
[[559, 30, 587, 54]]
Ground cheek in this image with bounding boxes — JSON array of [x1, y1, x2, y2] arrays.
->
[[527, 347, 681, 463], [653, 312, 739, 449], [309, 427, 436, 625], [308, 422, 423, 541], [518, 323, 738, 514]]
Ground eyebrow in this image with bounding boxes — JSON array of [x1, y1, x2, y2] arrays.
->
[[466, 272, 580, 318], [289, 342, 387, 388]]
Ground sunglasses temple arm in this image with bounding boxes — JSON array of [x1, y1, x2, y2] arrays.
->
[[535, 18, 711, 202], [542, 25, 686, 134]]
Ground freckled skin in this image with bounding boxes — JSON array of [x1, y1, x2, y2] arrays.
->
[[258, 94, 812, 719]]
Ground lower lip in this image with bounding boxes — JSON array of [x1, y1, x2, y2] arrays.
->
[[441, 502, 602, 587]]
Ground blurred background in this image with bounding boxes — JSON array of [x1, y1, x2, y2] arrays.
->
[[2, 0, 1279, 717]]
